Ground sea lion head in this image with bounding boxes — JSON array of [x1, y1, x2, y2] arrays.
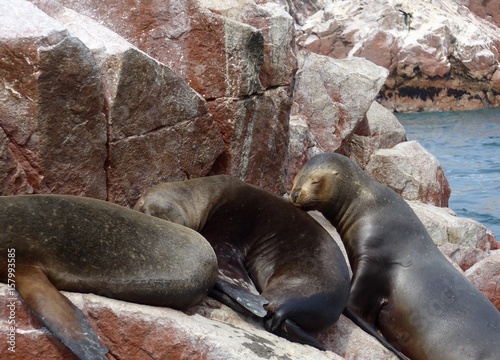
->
[[134, 193, 190, 228], [290, 153, 344, 211]]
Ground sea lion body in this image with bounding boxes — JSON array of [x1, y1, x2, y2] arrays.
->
[[0, 195, 218, 359], [135, 175, 350, 349], [290, 153, 500, 360]]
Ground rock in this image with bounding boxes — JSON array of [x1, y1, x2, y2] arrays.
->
[[55, 0, 297, 193], [348, 101, 407, 168], [465, 250, 500, 311], [287, 115, 318, 190], [6, 0, 225, 206], [467, 0, 500, 27], [0, 283, 338, 360], [0, 281, 404, 359], [408, 201, 497, 251], [287, 50, 388, 186], [438, 242, 489, 271], [0, 0, 107, 198], [58, 0, 263, 100], [199, 0, 297, 89], [208, 86, 292, 194], [0, 128, 32, 195], [273, 0, 330, 26], [365, 141, 451, 207], [295, 0, 500, 112], [317, 316, 399, 360]]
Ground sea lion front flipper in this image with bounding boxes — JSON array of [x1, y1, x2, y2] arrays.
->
[[343, 308, 410, 360], [210, 278, 269, 317], [265, 317, 325, 350], [15, 265, 108, 360]]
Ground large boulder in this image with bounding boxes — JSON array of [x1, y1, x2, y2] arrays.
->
[[365, 141, 451, 207], [2, 0, 224, 206], [55, 0, 298, 193], [408, 200, 497, 251], [287, 51, 388, 187]]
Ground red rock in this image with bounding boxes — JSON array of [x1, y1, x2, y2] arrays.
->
[[295, 0, 500, 112], [200, 0, 298, 89], [21, 1, 225, 206], [208, 86, 291, 194], [468, 0, 500, 27], [55, 0, 297, 193], [318, 316, 399, 359], [0, 0, 107, 198], [438, 242, 489, 271], [0, 285, 345, 360], [354, 31, 399, 70], [59, 0, 264, 99], [465, 250, 500, 311], [0, 128, 32, 195]]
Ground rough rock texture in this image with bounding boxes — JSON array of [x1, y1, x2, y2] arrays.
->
[[439, 242, 489, 271], [0, 0, 107, 198], [287, 50, 388, 186], [2, 0, 223, 206], [408, 201, 497, 251], [0, 283, 403, 359], [348, 101, 407, 168], [365, 141, 451, 207], [56, 0, 296, 193], [294, 0, 500, 112], [466, 0, 500, 27], [466, 250, 500, 311]]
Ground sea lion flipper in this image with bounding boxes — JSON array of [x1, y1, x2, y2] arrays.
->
[[265, 317, 325, 350], [211, 279, 269, 317], [343, 308, 410, 360], [15, 265, 108, 360]]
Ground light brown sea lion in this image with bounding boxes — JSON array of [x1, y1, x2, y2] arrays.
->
[[290, 153, 500, 360], [0, 194, 218, 360], [134, 175, 351, 349]]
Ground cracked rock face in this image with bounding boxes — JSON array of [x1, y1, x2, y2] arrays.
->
[[55, 0, 298, 194], [1, 0, 224, 206]]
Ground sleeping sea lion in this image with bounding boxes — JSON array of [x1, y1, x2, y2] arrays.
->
[[0, 194, 218, 360], [290, 153, 500, 360], [134, 175, 351, 349]]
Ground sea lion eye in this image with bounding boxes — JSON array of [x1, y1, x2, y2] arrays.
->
[[311, 178, 322, 185]]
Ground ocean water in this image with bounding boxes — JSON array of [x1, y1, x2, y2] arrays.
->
[[396, 107, 500, 240]]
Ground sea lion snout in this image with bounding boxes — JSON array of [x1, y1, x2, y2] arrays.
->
[[290, 190, 300, 204]]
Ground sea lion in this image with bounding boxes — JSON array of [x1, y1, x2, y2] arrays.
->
[[290, 153, 500, 360], [0, 194, 218, 360], [134, 175, 350, 349]]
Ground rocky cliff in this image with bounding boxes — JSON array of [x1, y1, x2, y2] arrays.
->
[[1, 0, 499, 359], [294, 0, 500, 112]]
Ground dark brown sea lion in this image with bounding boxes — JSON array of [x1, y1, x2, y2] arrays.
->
[[0, 195, 218, 360], [290, 153, 500, 360], [134, 175, 351, 349]]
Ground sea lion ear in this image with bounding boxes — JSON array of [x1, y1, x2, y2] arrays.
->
[[332, 170, 339, 176]]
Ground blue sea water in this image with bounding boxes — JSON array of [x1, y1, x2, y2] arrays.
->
[[396, 107, 500, 240]]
